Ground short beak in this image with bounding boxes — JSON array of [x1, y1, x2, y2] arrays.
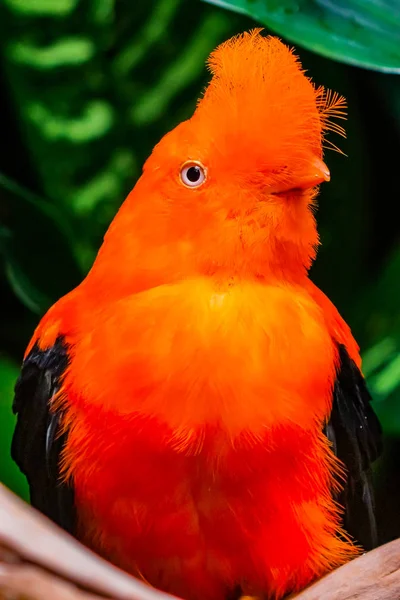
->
[[298, 157, 330, 188], [270, 157, 330, 194]]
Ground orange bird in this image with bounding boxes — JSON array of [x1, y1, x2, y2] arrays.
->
[[12, 30, 381, 600]]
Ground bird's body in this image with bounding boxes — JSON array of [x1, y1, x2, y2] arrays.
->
[[12, 31, 381, 600]]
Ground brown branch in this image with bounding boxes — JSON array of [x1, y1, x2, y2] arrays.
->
[[1, 483, 400, 600], [0, 562, 112, 600], [0, 484, 175, 600], [289, 537, 400, 600]]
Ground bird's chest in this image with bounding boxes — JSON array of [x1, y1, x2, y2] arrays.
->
[[71, 421, 339, 600], [66, 278, 336, 437], [63, 278, 344, 598]]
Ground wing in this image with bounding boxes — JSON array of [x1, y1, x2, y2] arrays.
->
[[325, 343, 382, 551], [11, 334, 76, 534]]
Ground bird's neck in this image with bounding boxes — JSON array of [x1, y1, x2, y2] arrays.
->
[[83, 227, 311, 303], [197, 256, 309, 286]]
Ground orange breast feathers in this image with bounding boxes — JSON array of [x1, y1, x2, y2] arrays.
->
[[54, 279, 356, 600], [64, 279, 336, 435]]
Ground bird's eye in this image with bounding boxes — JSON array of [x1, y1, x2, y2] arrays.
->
[[180, 161, 207, 188]]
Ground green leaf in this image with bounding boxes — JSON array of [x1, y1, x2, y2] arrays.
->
[[0, 356, 28, 500], [113, 0, 181, 76], [0, 173, 82, 313], [27, 100, 115, 143], [7, 38, 95, 70], [372, 388, 400, 436], [203, 0, 400, 73], [362, 337, 397, 379], [370, 353, 400, 398], [359, 247, 400, 346], [131, 11, 231, 126], [3, 0, 79, 17], [0, 0, 242, 261]]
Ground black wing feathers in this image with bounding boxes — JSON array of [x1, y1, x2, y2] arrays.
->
[[11, 335, 75, 534], [326, 343, 382, 550]]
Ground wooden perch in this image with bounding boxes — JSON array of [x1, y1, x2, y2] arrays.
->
[[1, 483, 400, 600], [287, 539, 400, 600], [0, 484, 174, 600]]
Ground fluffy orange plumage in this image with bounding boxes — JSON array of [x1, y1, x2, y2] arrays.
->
[[14, 30, 381, 600]]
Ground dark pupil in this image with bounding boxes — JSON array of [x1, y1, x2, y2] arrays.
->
[[186, 166, 201, 182]]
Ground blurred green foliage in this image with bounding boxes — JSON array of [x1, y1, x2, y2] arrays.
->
[[0, 0, 400, 538]]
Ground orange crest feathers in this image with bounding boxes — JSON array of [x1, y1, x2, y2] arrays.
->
[[194, 29, 346, 169]]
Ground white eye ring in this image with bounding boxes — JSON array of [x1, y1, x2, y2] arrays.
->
[[180, 161, 207, 188]]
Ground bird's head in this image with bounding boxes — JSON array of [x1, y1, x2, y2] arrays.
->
[[91, 30, 345, 293]]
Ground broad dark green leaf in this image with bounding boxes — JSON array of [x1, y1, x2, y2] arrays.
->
[[0, 0, 245, 266], [0, 173, 82, 313], [203, 0, 400, 73]]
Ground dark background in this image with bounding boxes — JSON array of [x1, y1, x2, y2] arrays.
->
[[1, 0, 400, 546]]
